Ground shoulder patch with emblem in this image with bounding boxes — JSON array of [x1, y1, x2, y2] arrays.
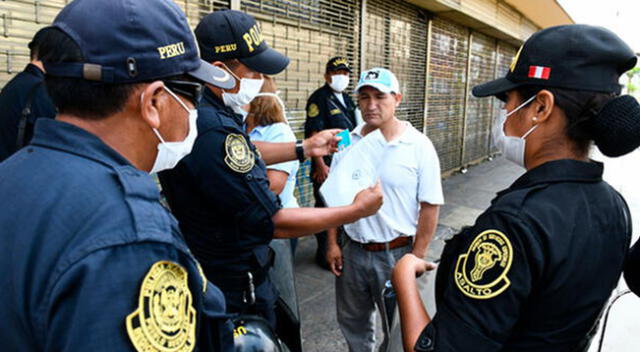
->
[[454, 229, 513, 299], [307, 103, 319, 118], [224, 133, 255, 173], [126, 261, 196, 352]]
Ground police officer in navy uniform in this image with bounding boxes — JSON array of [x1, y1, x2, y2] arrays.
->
[[158, 10, 382, 337], [0, 0, 239, 350], [0, 28, 56, 162], [391, 24, 640, 352], [304, 56, 357, 269]]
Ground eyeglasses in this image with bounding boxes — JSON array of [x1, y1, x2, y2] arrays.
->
[[163, 80, 204, 107]]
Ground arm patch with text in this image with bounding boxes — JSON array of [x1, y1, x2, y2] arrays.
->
[[126, 261, 196, 352], [454, 230, 513, 299]]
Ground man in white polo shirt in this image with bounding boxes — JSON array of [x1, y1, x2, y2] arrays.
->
[[326, 68, 444, 352]]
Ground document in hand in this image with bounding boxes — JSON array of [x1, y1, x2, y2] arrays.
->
[[319, 130, 383, 207]]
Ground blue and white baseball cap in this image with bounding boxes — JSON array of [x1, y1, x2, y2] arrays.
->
[[355, 68, 400, 94], [43, 0, 234, 89]]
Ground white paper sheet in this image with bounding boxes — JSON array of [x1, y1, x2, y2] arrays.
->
[[319, 130, 384, 207]]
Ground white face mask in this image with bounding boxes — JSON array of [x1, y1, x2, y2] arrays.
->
[[493, 95, 538, 168], [329, 74, 349, 93], [149, 87, 198, 174], [254, 92, 288, 123], [222, 68, 264, 109]]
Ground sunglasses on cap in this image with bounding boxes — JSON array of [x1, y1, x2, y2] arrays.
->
[[162, 80, 204, 107]]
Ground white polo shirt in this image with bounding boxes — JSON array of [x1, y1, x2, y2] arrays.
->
[[332, 121, 444, 243]]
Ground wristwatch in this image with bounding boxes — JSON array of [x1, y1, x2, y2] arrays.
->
[[295, 139, 305, 162]]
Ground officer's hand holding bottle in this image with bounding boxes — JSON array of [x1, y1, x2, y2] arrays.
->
[[303, 128, 342, 157], [352, 181, 384, 217]]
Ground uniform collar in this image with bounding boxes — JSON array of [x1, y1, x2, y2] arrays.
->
[[30, 119, 133, 168], [25, 63, 45, 78], [501, 159, 603, 194], [202, 88, 243, 126]]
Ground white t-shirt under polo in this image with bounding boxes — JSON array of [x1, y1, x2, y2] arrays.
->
[[331, 121, 444, 243]]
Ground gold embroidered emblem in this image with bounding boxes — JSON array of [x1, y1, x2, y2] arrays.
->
[[126, 261, 196, 352], [330, 108, 341, 115], [454, 230, 513, 299], [332, 57, 348, 67], [307, 103, 319, 118], [224, 134, 255, 173], [510, 45, 523, 72]]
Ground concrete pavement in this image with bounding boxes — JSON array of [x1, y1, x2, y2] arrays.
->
[[293, 152, 640, 352]]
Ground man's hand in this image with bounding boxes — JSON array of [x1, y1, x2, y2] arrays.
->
[[312, 162, 330, 183], [326, 243, 343, 277], [352, 181, 383, 218], [303, 129, 341, 158], [392, 254, 437, 286]]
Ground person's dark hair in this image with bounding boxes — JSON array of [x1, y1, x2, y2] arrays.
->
[[516, 85, 640, 158], [41, 28, 140, 119], [28, 29, 48, 60]]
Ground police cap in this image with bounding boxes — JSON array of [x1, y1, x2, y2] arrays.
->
[[196, 10, 290, 75], [42, 0, 234, 89], [473, 24, 637, 99], [326, 56, 352, 73]]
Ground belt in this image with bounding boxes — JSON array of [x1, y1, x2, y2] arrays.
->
[[354, 236, 413, 252]]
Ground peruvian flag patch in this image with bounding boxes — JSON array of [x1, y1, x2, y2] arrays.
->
[[528, 66, 551, 80]]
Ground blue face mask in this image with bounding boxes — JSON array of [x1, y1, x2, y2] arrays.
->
[[493, 95, 538, 168]]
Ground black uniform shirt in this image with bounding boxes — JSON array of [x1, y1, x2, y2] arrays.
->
[[159, 89, 281, 274], [0, 119, 233, 351], [0, 64, 56, 161], [304, 84, 357, 163], [417, 159, 631, 352]]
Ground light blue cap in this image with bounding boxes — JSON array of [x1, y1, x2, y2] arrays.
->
[[355, 67, 400, 94]]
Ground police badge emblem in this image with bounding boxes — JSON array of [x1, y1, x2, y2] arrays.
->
[[307, 103, 319, 118], [454, 229, 513, 299], [126, 261, 196, 352], [224, 134, 255, 173]]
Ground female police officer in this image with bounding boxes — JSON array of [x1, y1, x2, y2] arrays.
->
[[391, 24, 640, 352]]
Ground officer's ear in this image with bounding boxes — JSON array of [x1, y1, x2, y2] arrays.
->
[[531, 90, 554, 125], [139, 81, 167, 130]]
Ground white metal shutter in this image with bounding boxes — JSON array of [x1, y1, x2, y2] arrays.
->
[[240, 0, 360, 206], [426, 17, 469, 173], [463, 31, 496, 164]]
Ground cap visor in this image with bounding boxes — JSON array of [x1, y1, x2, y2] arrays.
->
[[188, 59, 235, 90], [240, 47, 290, 75], [328, 66, 352, 73], [471, 77, 521, 99], [356, 83, 393, 94]]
